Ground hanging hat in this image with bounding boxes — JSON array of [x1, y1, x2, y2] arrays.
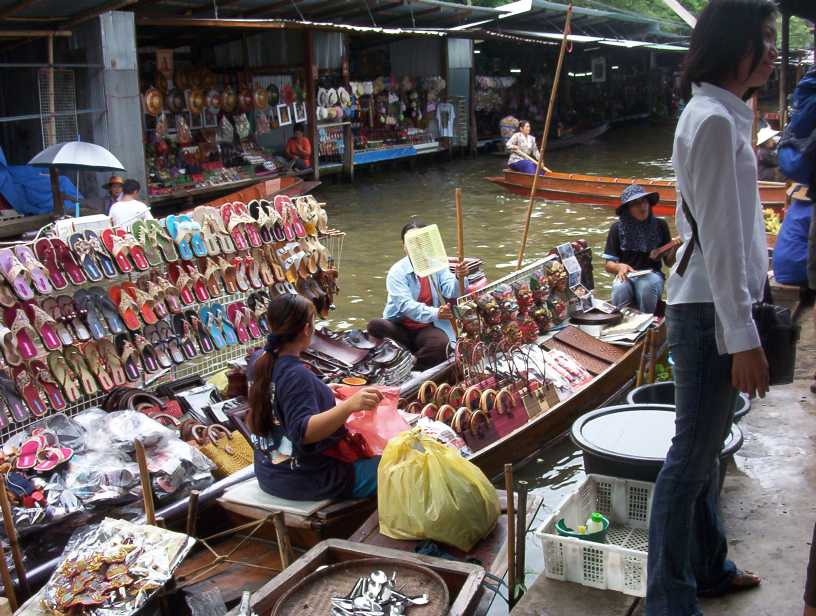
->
[[143, 87, 163, 116], [222, 86, 238, 113], [238, 87, 254, 113], [254, 85, 269, 110], [103, 175, 124, 189], [338, 87, 352, 108], [206, 89, 222, 113], [267, 83, 280, 106], [187, 88, 205, 114], [756, 126, 780, 147], [317, 87, 328, 108], [617, 184, 660, 215]]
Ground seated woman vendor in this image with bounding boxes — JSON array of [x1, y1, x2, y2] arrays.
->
[[367, 220, 468, 370], [505, 120, 541, 174], [248, 294, 384, 501], [603, 184, 676, 315]]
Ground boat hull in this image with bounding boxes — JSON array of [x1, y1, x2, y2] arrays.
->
[[488, 169, 787, 216]]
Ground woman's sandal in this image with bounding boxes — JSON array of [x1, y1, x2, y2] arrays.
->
[[4, 305, 39, 360], [185, 264, 210, 303], [97, 339, 126, 386], [173, 314, 199, 360], [132, 220, 163, 267], [114, 334, 141, 382], [217, 257, 239, 294], [200, 258, 224, 298], [74, 290, 108, 341], [88, 287, 126, 334], [145, 219, 179, 262], [23, 301, 62, 351], [14, 245, 53, 294], [33, 446, 73, 473], [156, 276, 183, 314], [34, 239, 68, 290], [68, 233, 103, 282], [108, 285, 141, 331], [47, 351, 81, 403], [221, 203, 250, 252], [133, 334, 159, 374], [82, 341, 115, 392], [115, 229, 150, 270], [101, 228, 134, 274], [122, 282, 159, 325], [212, 303, 238, 345], [698, 570, 761, 598], [168, 263, 196, 305], [84, 230, 117, 278], [13, 365, 47, 417], [232, 257, 251, 292], [0, 248, 34, 300], [30, 359, 66, 410], [64, 346, 99, 395]]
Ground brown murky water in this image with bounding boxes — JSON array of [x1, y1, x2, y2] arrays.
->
[[314, 124, 676, 331]]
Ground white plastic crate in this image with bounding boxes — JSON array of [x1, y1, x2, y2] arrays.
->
[[535, 474, 654, 597]]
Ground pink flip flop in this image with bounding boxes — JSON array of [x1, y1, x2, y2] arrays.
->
[[221, 203, 249, 252], [33, 446, 73, 473], [4, 306, 39, 360], [240, 304, 262, 339], [15, 434, 46, 469], [227, 303, 250, 343], [0, 248, 34, 300], [13, 366, 47, 417], [34, 239, 68, 290], [14, 245, 52, 295], [51, 238, 87, 285], [22, 301, 60, 351], [115, 229, 150, 271]]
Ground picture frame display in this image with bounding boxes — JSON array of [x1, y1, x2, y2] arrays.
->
[[277, 104, 292, 126], [293, 102, 307, 124]]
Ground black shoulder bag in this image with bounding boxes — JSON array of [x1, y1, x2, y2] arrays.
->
[[675, 197, 799, 385]]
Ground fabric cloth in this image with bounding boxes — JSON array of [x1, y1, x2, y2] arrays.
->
[[254, 355, 354, 501], [778, 66, 816, 193], [668, 82, 767, 355], [367, 319, 450, 370], [505, 132, 538, 167], [509, 160, 541, 174], [0, 148, 81, 215], [646, 303, 739, 616], [611, 271, 664, 314], [436, 102, 455, 138], [347, 456, 381, 499], [773, 198, 813, 285], [382, 255, 465, 342], [285, 136, 313, 167], [603, 218, 671, 272], [109, 199, 154, 230], [401, 275, 433, 330]]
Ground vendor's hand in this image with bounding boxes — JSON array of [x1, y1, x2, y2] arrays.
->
[[454, 261, 469, 280], [438, 305, 454, 320], [732, 347, 769, 399], [347, 387, 383, 412], [616, 263, 634, 281], [327, 383, 342, 392]]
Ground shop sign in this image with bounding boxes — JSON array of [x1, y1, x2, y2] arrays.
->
[[157, 49, 173, 80]]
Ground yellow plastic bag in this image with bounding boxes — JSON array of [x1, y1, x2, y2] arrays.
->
[[378, 428, 500, 551]]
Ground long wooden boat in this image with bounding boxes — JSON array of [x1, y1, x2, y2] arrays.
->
[[487, 168, 788, 216]]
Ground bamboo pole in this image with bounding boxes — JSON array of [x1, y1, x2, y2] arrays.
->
[[134, 440, 156, 526], [186, 490, 200, 537], [514, 480, 528, 599], [0, 475, 28, 598], [455, 188, 465, 296], [647, 328, 657, 384], [504, 463, 517, 609], [0, 541, 17, 612], [636, 329, 650, 387], [516, 3, 573, 270]]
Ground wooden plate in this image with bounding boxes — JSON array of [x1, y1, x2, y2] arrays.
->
[[569, 310, 623, 326], [342, 376, 367, 386], [271, 557, 449, 616]]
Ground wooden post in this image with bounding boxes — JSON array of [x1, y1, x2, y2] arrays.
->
[[0, 542, 17, 612], [134, 440, 156, 525], [514, 480, 528, 599], [503, 463, 517, 609], [186, 490, 200, 537], [271, 511, 295, 569], [455, 187, 465, 296], [636, 329, 650, 387], [517, 4, 573, 269], [48, 166, 62, 215], [304, 29, 319, 181], [0, 475, 28, 598], [779, 11, 790, 127], [647, 329, 657, 384]]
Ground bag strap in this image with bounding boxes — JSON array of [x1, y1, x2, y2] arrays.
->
[[675, 195, 701, 277]]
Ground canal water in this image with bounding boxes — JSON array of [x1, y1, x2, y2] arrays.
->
[[312, 124, 676, 613]]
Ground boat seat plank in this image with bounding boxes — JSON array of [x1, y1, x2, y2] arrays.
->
[[221, 478, 332, 517]]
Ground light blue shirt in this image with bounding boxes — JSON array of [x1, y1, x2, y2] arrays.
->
[[382, 256, 464, 342]]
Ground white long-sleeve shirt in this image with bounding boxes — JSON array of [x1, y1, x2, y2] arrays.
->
[[667, 82, 766, 355]]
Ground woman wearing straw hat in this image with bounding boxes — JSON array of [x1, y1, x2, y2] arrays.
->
[[102, 175, 124, 215], [602, 184, 676, 314]]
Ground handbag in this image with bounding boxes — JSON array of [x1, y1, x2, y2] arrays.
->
[[676, 196, 799, 385], [198, 429, 255, 478]]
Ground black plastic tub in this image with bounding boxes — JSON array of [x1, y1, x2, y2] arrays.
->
[[626, 381, 751, 422], [571, 404, 744, 488]]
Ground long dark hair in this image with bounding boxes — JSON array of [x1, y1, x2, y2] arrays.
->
[[247, 294, 316, 435], [680, 0, 777, 100]]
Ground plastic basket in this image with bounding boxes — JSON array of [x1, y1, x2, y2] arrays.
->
[[535, 474, 654, 597]]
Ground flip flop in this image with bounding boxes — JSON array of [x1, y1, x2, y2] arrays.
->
[[0, 373, 29, 423], [168, 263, 196, 305], [240, 304, 263, 339], [274, 196, 297, 241], [232, 257, 251, 292], [200, 258, 224, 298], [133, 334, 159, 373], [15, 434, 45, 469], [47, 351, 81, 403], [173, 315, 198, 359], [132, 220, 163, 267], [4, 305, 38, 360], [227, 303, 250, 344], [97, 339, 126, 387], [68, 233, 103, 282], [193, 207, 222, 256], [185, 264, 210, 303], [0, 248, 34, 300], [33, 239, 67, 290], [84, 230, 117, 278], [178, 215, 208, 257], [141, 280, 169, 320], [0, 324, 22, 366], [101, 228, 134, 273], [145, 219, 179, 262], [64, 346, 98, 396], [166, 215, 195, 261], [115, 229, 150, 270], [50, 238, 87, 286], [73, 290, 108, 340], [249, 200, 274, 245], [13, 365, 47, 417], [88, 287, 125, 334], [82, 341, 114, 392], [33, 446, 73, 473], [108, 285, 142, 331], [30, 359, 66, 411], [57, 295, 90, 341], [153, 341, 173, 369], [14, 245, 53, 294], [115, 334, 141, 382], [198, 306, 224, 350], [244, 255, 263, 289], [122, 282, 158, 325], [156, 276, 183, 314], [22, 300, 61, 351], [166, 336, 185, 364], [185, 310, 214, 354], [41, 298, 74, 346], [233, 202, 263, 248], [212, 303, 238, 345], [220, 203, 249, 252], [217, 257, 239, 294]]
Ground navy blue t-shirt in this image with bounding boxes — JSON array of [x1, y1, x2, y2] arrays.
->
[[254, 355, 354, 500]]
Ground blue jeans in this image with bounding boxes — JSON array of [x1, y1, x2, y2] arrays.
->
[[611, 271, 664, 314], [646, 304, 738, 616]]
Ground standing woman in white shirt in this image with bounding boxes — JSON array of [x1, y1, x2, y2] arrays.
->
[[647, 1, 777, 614]]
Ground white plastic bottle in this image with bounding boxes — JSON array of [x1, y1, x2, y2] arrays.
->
[[586, 512, 604, 534]]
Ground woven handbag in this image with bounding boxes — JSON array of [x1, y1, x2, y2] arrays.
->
[[199, 430, 254, 478]]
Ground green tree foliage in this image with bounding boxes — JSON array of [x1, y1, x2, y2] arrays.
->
[[471, 0, 813, 49]]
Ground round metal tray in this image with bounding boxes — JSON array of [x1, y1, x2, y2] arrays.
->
[[569, 309, 623, 326], [271, 557, 450, 616]]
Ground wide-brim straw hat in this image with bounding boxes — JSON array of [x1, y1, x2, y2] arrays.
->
[[222, 86, 238, 112], [617, 184, 659, 215], [143, 87, 163, 116], [187, 88, 205, 114], [103, 175, 124, 189], [757, 126, 780, 147]]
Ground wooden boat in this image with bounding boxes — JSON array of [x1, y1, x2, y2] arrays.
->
[[487, 168, 788, 217]]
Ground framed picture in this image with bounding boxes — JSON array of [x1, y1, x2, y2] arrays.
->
[[189, 111, 203, 130], [591, 57, 607, 83], [293, 102, 307, 124], [277, 104, 292, 127]]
